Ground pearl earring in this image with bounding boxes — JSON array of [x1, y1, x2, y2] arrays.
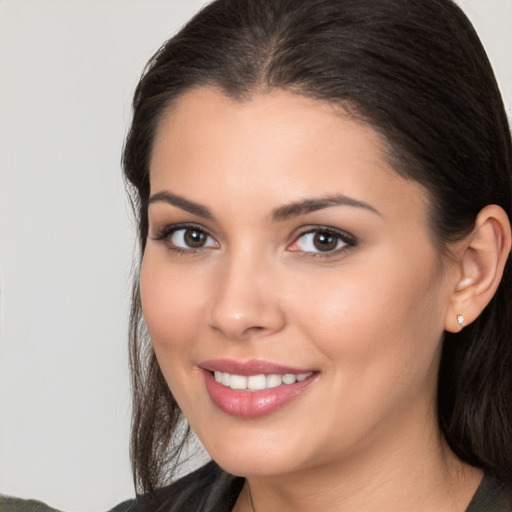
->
[[457, 315, 465, 326]]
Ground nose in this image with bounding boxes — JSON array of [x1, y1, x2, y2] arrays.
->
[[208, 253, 286, 341]]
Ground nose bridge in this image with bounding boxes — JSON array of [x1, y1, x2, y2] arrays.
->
[[208, 245, 285, 340]]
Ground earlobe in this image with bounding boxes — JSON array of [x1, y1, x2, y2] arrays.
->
[[445, 205, 511, 333]]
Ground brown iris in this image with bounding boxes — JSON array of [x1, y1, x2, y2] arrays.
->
[[184, 229, 208, 248], [313, 231, 338, 252]]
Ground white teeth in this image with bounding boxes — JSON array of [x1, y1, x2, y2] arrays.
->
[[266, 374, 282, 388], [229, 374, 247, 390], [213, 371, 313, 391], [247, 374, 267, 391], [282, 373, 296, 385]]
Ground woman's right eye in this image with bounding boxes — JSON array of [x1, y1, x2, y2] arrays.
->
[[154, 226, 218, 251]]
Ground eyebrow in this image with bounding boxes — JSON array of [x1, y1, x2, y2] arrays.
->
[[148, 190, 380, 221], [148, 191, 214, 219], [271, 194, 380, 221]]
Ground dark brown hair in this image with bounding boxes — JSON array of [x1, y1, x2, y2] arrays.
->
[[122, 0, 512, 497]]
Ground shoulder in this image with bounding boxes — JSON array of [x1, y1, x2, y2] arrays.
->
[[466, 474, 512, 512], [0, 495, 62, 512], [0, 463, 241, 512], [0, 495, 140, 512], [111, 461, 244, 512]]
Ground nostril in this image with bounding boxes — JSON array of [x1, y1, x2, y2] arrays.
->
[[244, 326, 267, 336]]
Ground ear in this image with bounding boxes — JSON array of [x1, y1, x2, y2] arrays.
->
[[445, 205, 511, 333]]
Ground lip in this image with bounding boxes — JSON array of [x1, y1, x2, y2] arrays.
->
[[200, 358, 314, 376], [199, 359, 318, 418]]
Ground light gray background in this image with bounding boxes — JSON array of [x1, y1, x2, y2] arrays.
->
[[0, 1, 511, 511]]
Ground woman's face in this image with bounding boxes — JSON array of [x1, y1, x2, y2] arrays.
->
[[141, 87, 457, 477]]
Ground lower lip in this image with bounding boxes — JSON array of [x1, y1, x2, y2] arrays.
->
[[202, 369, 317, 418]]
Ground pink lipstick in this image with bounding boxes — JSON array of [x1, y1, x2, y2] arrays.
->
[[200, 359, 318, 418]]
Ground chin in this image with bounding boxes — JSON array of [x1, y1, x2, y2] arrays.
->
[[199, 430, 310, 478], [212, 454, 294, 478]]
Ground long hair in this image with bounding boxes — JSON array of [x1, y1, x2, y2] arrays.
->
[[122, 0, 512, 495]]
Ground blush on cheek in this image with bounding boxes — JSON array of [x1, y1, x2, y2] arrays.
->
[[140, 264, 175, 346], [140, 261, 206, 356]]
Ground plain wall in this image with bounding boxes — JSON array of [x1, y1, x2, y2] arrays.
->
[[0, 1, 510, 511]]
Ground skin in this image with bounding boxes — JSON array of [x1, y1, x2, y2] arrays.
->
[[141, 87, 485, 511]]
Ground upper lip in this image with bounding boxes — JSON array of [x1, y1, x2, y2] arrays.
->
[[200, 359, 316, 376]]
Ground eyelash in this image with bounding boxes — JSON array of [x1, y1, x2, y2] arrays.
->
[[152, 223, 357, 257]]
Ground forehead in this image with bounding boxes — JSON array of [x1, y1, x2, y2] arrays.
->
[[151, 86, 388, 168], [149, 86, 429, 223]]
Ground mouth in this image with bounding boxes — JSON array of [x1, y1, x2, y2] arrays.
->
[[212, 370, 313, 391], [199, 360, 318, 418]]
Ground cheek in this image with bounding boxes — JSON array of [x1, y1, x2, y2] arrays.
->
[[139, 251, 205, 354], [289, 250, 447, 379], [139, 251, 213, 416], [284, 256, 447, 449]]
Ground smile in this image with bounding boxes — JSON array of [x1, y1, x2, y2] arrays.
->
[[213, 371, 313, 391], [200, 360, 318, 418]]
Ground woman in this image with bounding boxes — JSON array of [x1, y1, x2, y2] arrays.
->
[[120, 0, 512, 510], [2, 0, 510, 510]]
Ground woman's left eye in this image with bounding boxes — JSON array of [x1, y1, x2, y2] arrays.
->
[[288, 228, 355, 255]]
